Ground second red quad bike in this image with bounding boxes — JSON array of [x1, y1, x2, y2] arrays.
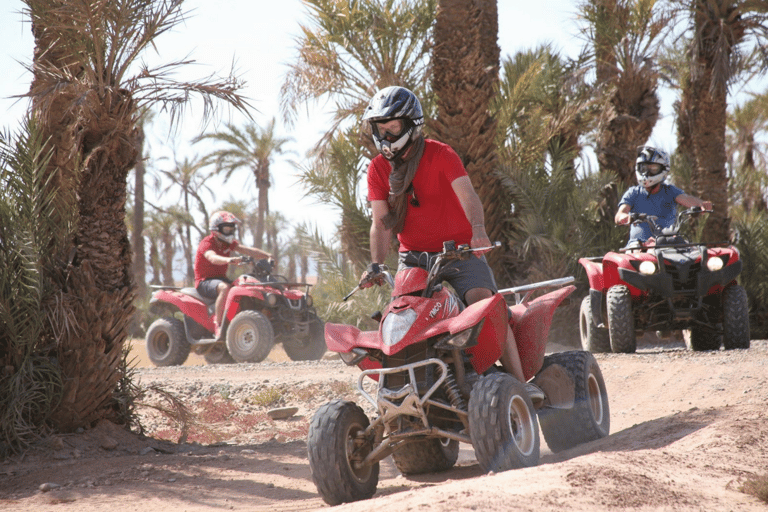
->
[[579, 207, 749, 353], [145, 258, 326, 366], [307, 241, 610, 506]]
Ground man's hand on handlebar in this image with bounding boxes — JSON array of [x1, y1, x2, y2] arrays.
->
[[359, 263, 387, 289]]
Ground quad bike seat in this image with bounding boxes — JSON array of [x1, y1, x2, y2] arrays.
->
[[180, 287, 216, 306]]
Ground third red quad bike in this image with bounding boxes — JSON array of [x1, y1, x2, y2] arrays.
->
[[307, 241, 610, 506], [579, 207, 749, 354], [145, 258, 326, 366]]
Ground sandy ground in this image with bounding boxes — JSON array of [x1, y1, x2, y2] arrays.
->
[[1, 336, 767, 511]]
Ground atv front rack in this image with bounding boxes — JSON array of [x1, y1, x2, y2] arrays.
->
[[358, 358, 472, 444]]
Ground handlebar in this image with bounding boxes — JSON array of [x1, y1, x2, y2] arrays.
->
[[342, 265, 394, 302], [341, 241, 502, 302]]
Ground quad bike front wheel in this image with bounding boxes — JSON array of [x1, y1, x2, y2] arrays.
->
[[203, 342, 236, 365], [145, 317, 190, 367], [282, 314, 327, 361], [580, 295, 610, 353], [307, 400, 379, 505], [722, 285, 750, 350], [469, 373, 540, 472], [607, 285, 636, 353], [536, 351, 610, 453], [391, 437, 459, 475], [226, 310, 275, 363]]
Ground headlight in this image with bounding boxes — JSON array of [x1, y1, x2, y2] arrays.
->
[[381, 309, 418, 347], [706, 257, 724, 271], [639, 260, 657, 275], [265, 293, 278, 307], [434, 321, 483, 351], [305, 295, 313, 307]]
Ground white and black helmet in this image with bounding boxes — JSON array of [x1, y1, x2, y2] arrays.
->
[[362, 86, 425, 160], [635, 145, 670, 188]]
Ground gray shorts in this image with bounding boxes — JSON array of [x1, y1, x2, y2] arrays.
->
[[397, 251, 497, 303], [196, 277, 232, 300]]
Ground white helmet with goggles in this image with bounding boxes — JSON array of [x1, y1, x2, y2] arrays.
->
[[635, 145, 670, 188], [209, 210, 240, 243], [362, 86, 424, 161]]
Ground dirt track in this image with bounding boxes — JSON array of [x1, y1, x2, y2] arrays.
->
[[1, 338, 766, 511]]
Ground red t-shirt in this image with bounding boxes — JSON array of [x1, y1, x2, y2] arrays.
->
[[367, 139, 472, 252], [194, 233, 240, 287]]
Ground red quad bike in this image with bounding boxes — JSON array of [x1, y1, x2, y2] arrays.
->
[[145, 257, 326, 366], [307, 241, 611, 506], [579, 207, 749, 354]]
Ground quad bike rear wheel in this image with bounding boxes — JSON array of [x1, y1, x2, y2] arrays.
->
[[607, 285, 636, 353], [226, 310, 275, 363], [145, 317, 190, 367], [580, 295, 610, 353], [282, 314, 327, 361], [307, 400, 379, 505], [469, 373, 540, 472], [537, 351, 610, 453], [391, 437, 459, 475], [722, 285, 750, 350], [203, 342, 236, 364]]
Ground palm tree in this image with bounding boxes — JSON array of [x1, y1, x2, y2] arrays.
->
[[196, 119, 292, 249], [281, 0, 437, 152], [130, 109, 154, 302], [156, 156, 214, 284], [578, 0, 670, 184], [282, 0, 436, 269], [430, 0, 508, 279], [298, 129, 372, 267], [727, 94, 768, 212], [23, 0, 249, 431], [675, 0, 768, 242]]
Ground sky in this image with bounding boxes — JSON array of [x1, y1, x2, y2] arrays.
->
[[0, 0, 679, 245]]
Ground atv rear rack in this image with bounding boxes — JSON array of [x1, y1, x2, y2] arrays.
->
[[498, 276, 575, 304]]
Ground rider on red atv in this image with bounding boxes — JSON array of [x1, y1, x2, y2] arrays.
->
[[195, 210, 273, 340], [615, 146, 712, 247], [359, 86, 543, 402]]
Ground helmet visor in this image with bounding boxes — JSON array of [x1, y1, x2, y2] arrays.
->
[[372, 119, 405, 143], [218, 224, 236, 236], [638, 162, 664, 176]]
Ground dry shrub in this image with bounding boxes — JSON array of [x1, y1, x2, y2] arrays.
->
[[740, 474, 768, 504]]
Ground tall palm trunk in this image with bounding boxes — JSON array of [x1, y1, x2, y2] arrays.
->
[[255, 159, 270, 249], [132, 125, 147, 300], [29, 7, 137, 431], [689, 1, 737, 243], [432, 0, 507, 282]]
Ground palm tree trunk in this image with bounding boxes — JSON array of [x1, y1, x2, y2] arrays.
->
[[132, 128, 147, 300], [432, 0, 508, 283], [690, 3, 732, 243], [29, 5, 137, 430]]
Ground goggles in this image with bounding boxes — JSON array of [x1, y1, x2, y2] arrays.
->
[[218, 224, 236, 236], [638, 162, 664, 176], [372, 120, 405, 143]]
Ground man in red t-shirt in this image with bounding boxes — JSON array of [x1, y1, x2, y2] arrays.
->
[[195, 211, 273, 340], [359, 86, 544, 403]]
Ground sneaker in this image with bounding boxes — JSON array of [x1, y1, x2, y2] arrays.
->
[[525, 382, 545, 404]]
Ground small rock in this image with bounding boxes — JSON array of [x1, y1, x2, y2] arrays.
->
[[267, 406, 298, 420], [39, 482, 61, 492], [100, 436, 118, 450], [140, 447, 156, 455]]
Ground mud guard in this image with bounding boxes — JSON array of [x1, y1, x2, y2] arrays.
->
[[510, 285, 576, 381], [150, 290, 213, 332]]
